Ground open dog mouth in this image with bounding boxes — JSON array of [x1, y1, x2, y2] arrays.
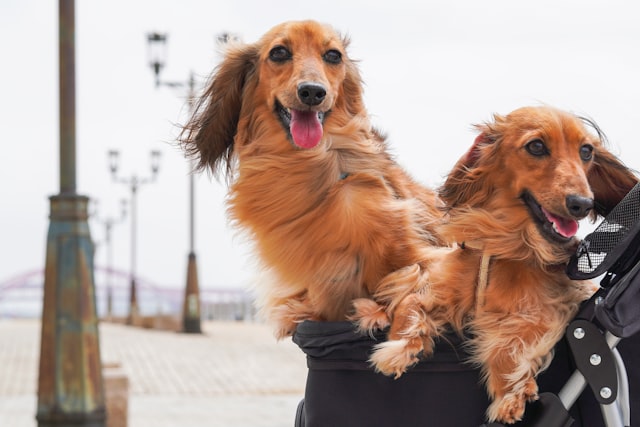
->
[[521, 191, 579, 244], [276, 100, 326, 149]]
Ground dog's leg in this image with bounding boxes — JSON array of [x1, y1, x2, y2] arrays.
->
[[269, 294, 319, 339], [483, 352, 539, 424], [351, 298, 390, 332], [353, 261, 431, 334], [369, 293, 427, 378], [353, 261, 449, 378], [369, 287, 447, 379], [475, 318, 558, 424]]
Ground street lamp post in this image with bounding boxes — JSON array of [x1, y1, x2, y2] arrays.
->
[[92, 199, 127, 320], [37, 1, 106, 425], [146, 32, 202, 333], [108, 150, 160, 325]]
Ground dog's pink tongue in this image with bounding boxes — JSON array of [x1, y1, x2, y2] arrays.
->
[[290, 110, 323, 149], [542, 208, 579, 238]]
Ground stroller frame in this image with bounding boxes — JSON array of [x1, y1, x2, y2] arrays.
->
[[558, 329, 630, 427]]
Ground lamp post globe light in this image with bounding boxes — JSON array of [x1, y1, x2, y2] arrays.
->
[[147, 31, 203, 333], [108, 149, 160, 325], [147, 32, 167, 86]]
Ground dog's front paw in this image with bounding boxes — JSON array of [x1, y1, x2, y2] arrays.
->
[[351, 298, 390, 333], [270, 301, 318, 339], [273, 319, 298, 339], [487, 380, 539, 424], [370, 338, 422, 379]]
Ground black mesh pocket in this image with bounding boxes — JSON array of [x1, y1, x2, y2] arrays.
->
[[567, 182, 640, 281]]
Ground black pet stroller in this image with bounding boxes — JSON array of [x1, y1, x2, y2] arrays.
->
[[292, 183, 640, 427]]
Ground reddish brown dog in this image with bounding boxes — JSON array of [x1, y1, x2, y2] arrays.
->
[[355, 106, 637, 423], [180, 20, 443, 338]]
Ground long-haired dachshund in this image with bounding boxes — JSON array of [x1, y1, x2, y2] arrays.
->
[[180, 20, 443, 338], [354, 106, 638, 423]]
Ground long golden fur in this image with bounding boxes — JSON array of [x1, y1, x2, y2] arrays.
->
[[180, 20, 443, 338], [354, 106, 638, 424]]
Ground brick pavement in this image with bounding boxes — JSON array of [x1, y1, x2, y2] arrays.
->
[[0, 318, 308, 427]]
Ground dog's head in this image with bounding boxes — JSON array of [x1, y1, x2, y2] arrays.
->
[[440, 106, 637, 258], [180, 20, 364, 178]]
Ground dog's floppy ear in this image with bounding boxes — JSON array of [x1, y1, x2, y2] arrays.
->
[[439, 125, 499, 208], [338, 36, 365, 118], [579, 116, 639, 216], [588, 145, 638, 216], [181, 44, 259, 178]]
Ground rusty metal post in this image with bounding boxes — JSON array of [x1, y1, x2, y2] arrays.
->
[[182, 73, 201, 333], [37, 0, 106, 425], [126, 182, 139, 325], [58, 0, 75, 195], [183, 252, 201, 333]]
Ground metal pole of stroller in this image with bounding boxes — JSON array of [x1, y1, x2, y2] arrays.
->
[[558, 332, 627, 427]]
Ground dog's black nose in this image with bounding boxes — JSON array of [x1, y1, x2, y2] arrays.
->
[[298, 82, 326, 106], [566, 195, 594, 218]]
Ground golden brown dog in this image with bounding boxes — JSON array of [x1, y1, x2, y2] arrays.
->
[[354, 106, 638, 423], [180, 20, 443, 338]]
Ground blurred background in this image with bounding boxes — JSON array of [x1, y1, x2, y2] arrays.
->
[[1, 0, 640, 316]]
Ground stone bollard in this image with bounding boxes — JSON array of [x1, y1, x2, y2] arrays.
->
[[103, 362, 129, 427], [153, 314, 180, 331]]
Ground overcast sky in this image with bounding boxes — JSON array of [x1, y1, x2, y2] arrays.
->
[[1, 0, 640, 294]]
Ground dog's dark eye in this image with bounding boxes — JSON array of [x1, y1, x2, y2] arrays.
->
[[323, 49, 342, 64], [525, 139, 549, 157], [269, 46, 292, 62], [580, 144, 594, 161]]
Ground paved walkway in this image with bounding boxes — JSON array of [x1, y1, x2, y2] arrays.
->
[[0, 319, 308, 427]]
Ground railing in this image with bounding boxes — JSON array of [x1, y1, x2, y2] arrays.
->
[[0, 267, 255, 321]]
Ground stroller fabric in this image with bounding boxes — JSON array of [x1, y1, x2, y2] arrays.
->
[[293, 321, 612, 427]]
